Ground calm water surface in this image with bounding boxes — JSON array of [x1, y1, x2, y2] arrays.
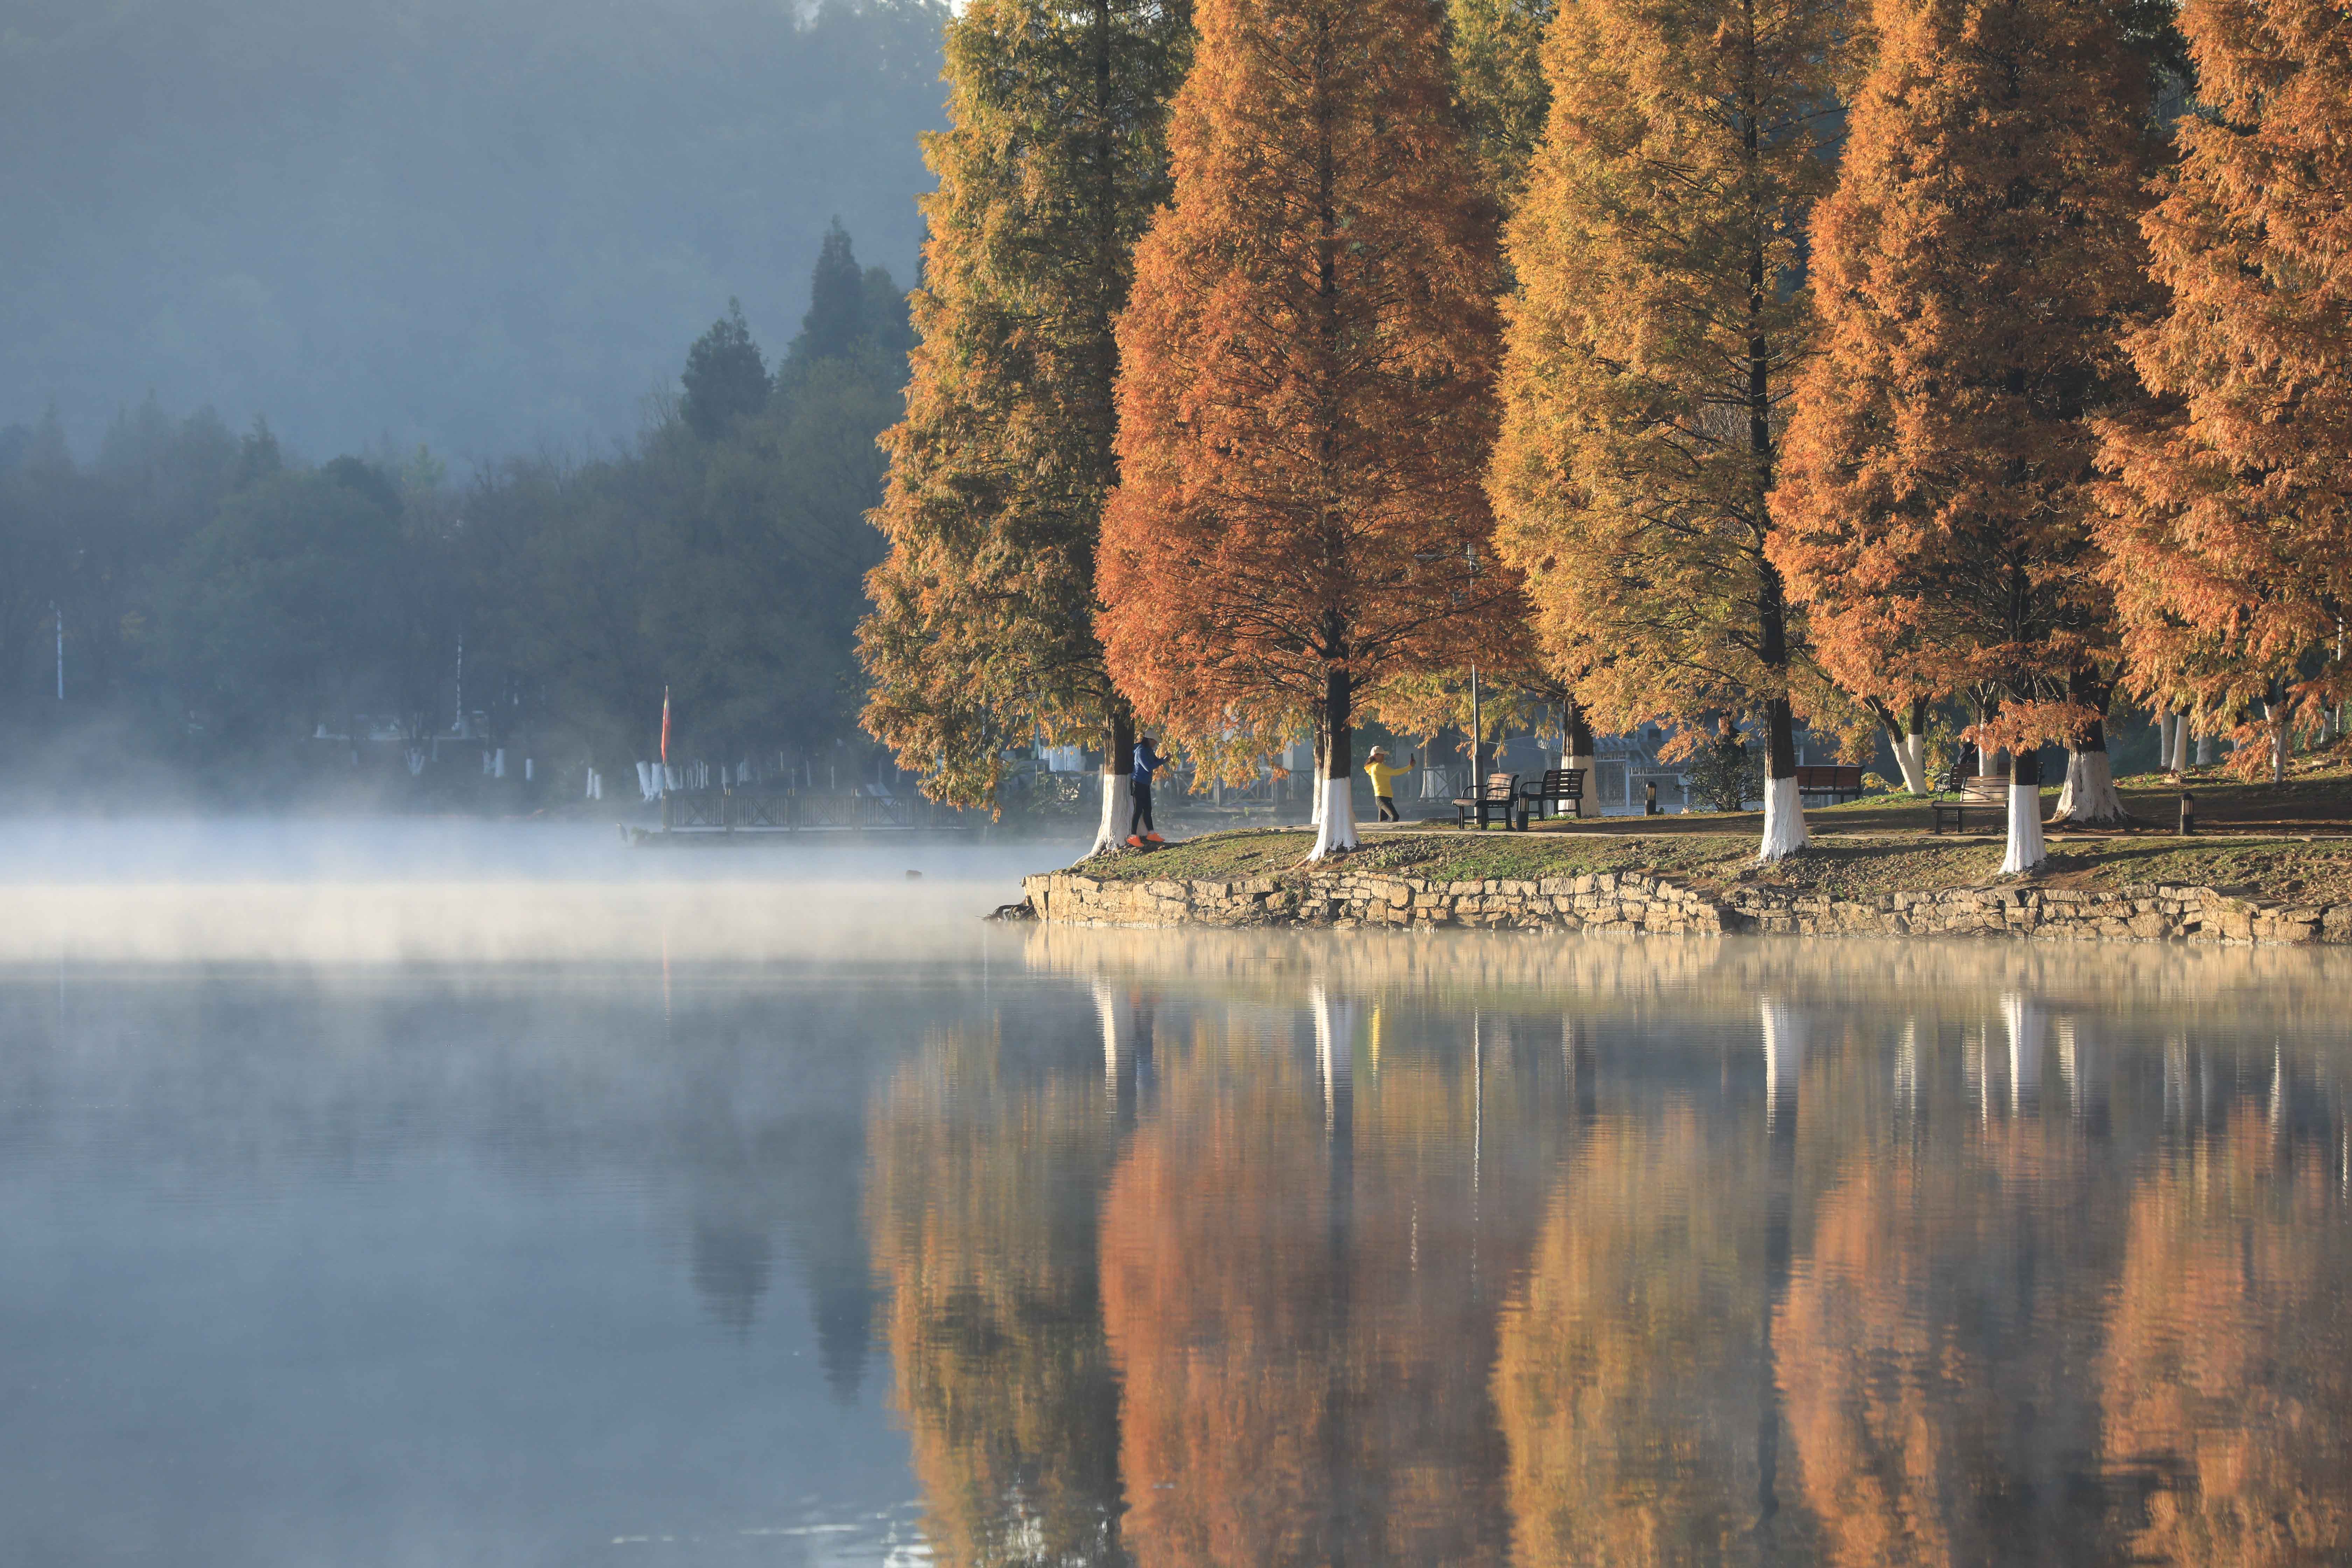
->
[[3, 821, 2349, 1565]]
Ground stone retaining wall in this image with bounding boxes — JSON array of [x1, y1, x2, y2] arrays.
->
[[1022, 868, 2352, 947]]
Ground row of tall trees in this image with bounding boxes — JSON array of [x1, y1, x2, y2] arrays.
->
[[862, 0, 2351, 873], [0, 225, 908, 795]]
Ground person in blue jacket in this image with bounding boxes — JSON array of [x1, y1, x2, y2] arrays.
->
[[1128, 735, 1167, 846]]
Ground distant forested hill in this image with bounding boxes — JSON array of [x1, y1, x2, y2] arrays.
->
[[0, 0, 947, 459]]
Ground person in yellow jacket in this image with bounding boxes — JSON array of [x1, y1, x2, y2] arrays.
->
[[1364, 747, 1419, 823]]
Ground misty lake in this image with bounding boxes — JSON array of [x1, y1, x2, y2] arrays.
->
[[4, 820, 2349, 1566]]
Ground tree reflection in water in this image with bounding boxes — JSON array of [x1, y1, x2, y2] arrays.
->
[[866, 929, 2352, 1567]]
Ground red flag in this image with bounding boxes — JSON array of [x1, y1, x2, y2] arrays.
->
[[659, 686, 671, 771]]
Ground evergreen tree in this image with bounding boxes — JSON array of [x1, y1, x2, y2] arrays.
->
[[794, 220, 876, 365], [859, 0, 1194, 852], [1488, 0, 1847, 860], [2096, 0, 2352, 783], [1096, 0, 1509, 860], [680, 300, 771, 440], [1772, 0, 2157, 867]]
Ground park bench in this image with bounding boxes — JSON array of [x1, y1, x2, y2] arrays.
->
[[1454, 771, 1522, 830], [1519, 767, 1589, 822], [1929, 762, 2008, 834], [1794, 763, 1866, 805]]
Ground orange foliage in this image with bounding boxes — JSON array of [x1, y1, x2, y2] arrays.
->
[[1770, 0, 2157, 758], [1096, 0, 1513, 782], [2099, 1113, 2352, 1565], [1492, 1114, 1779, 1566], [1487, 0, 1848, 775], [1776, 1140, 2119, 1567], [2094, 0, 2352, 754], [1100, 1011, 1534, 1567]]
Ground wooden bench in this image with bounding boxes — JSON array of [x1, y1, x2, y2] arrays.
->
[[1520, 767, 1589, 822], [1453, 772, 1522, 830], [1794, 763, 1866, 805], [1929, 764, 2008, 834]]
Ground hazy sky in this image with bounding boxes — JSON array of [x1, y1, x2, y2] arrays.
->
[[0, 0, 947, 464]]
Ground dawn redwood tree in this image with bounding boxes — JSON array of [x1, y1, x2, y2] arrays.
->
[[1772, 0, 2157, 870], [859, 0, 1191, 855], [2096, 0, 2352, 784], [1447, 0, 1558, 219], [1488, 0, 1847, 862], [1096, 0, 1512, 859]]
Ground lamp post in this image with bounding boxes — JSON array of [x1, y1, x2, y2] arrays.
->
[[1459, 543, 1480, 789]]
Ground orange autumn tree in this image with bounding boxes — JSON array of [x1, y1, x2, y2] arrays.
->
[[1771, 0, 2159, 870], [2096, 0, 2352, 784], [1488, 0, 1850, 863], [1096, 0, 1513, 859]]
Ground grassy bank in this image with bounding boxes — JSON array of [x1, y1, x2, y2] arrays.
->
[[1081, 758, 2352, 909]]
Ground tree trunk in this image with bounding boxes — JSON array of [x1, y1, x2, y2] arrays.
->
[[1308, 722, 1327, 828], [2266, 681, 2289, 782], [1887, 729, 1928, 794], [2052, 718, 2125, 825], [1563, 702, 1596, 805], [1310, 665, 1359, 859], [1868, 695, 1932, 793], [2157, 708, 2176, 774], [2001, 746, 2047, 874], [1088, 699, 1135, 857], [1759, 696, 1808, 861]]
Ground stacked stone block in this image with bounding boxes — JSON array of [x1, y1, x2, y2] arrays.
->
[[1021, 869, 2351, 947]]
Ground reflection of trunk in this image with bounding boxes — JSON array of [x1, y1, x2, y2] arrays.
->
[[1760, 997, 1805, 1132], [1755, 1000, 1800, 1533], [2002, 991, 2047, 1117], [1310, 665, 1359, 859], [1089, 701, 1136, 857], [2001, 747, 2047, 873]]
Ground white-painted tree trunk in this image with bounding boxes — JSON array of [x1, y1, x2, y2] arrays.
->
[[2197, 733, 2214, 765], [2000, 779, 2048, 873], [1758, 774, 1809, 862], [2157, 710, 2177, 771], [1088, 767, 1122, 856], [2170, 715, 2191, 773], [1309, 774, 1359, 859], [2266, 702, 2289, 781], [1566, 750, 1595, 813], [2052, 749, 2124, 824], [1887, 731, 1929, 794]]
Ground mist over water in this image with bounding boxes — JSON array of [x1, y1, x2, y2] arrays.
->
[[3, 824, 2349, 1563]]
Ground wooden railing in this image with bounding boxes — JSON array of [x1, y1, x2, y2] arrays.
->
[[657, 790, 972, 833]]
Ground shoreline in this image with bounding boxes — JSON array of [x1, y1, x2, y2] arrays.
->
[[1019, 827, 2352, 947]]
